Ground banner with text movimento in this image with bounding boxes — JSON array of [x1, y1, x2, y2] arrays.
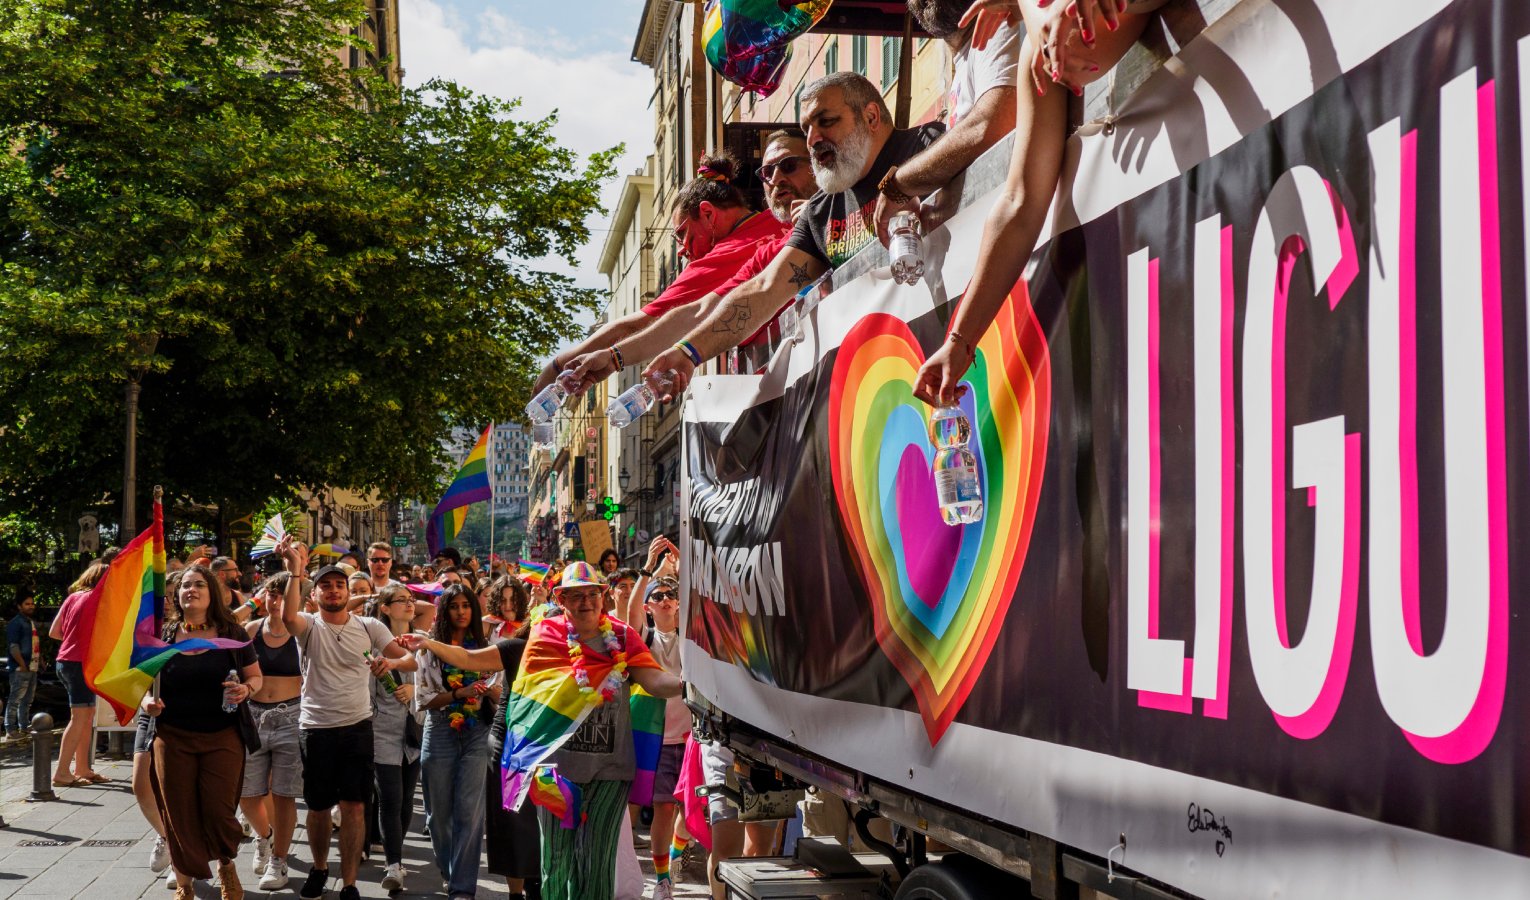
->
[[681, 0, 1530, 897]]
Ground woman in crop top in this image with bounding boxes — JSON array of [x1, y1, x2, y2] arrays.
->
[[238, 572, 304, 892]]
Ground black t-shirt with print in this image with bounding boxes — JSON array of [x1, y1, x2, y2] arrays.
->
[[785, 122, 946, 270]]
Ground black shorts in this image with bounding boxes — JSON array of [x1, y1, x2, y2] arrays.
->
[[299, 720, 373, 809], [56, 660, 92, 707]]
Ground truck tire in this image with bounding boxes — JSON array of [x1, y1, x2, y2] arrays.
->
[[893, 854, 1033, 900]]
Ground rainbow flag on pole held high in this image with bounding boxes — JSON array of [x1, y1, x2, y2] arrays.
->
[[500, 613, 661, 824], [426, 423, 493, 557], [77, 499, 250, 725]]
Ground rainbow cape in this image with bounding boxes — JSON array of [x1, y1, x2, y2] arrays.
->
[[77, 500, 251, 725], [628, 685, 667, 805], [426, 424, 493, 556], [500, 614, 660, 823], [518, 560, 550, 584]]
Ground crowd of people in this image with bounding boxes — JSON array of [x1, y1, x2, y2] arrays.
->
[[0, 2, 1173, 898]]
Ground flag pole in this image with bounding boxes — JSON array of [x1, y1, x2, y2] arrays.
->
[[488, 423, 496, 564]]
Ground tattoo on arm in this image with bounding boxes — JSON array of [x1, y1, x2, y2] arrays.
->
[[710, 301, 753, 335], [788, 262, 813, 288]]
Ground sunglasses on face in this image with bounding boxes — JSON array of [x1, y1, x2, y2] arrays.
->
[[369, 557, 391, 563], [648, 591, 678, 603], [756, 155, 809, 182]]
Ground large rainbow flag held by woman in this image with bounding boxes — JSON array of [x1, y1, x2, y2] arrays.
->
[[77, 499, 250, 725], [501, 612, 660, 826], [426, 423, 492, 556]]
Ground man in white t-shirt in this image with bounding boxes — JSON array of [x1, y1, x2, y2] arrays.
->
[[871, 0, 1021, 240], [276, 537, 414, 900]]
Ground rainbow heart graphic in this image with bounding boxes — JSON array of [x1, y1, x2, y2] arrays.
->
[[827, 283, 1051, 744]]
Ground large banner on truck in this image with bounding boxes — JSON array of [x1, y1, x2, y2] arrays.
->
[[680, 0, 1530, 896]]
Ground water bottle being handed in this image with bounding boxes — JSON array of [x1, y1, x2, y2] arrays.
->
[[608, 370, 677, 428], [221, 669, 241, 713], [889, 211, 925, 286], [525, 369, 582, 424], [928, 405, 983, 525]]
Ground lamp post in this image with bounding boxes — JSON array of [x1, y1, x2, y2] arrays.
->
[[121, 334, 159, 536]]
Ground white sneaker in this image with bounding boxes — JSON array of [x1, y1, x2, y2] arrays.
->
[[148, 835, 170, 874], [652, 880, 674, 900], [165, 869, 177, 890], [259, 857, 290, 891], [380, 862, 404, 891], [252, 830, 272, 874]]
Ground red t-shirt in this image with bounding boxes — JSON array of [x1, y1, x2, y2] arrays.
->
[[641, 212, 789, 317], [54, 590, 89, 663], [711, 234, 795, 346]]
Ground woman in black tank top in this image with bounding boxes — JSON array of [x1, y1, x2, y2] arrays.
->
[[239, 573, 304, 891]]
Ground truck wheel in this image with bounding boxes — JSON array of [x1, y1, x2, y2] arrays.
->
[[893, 854, 1032, 900]]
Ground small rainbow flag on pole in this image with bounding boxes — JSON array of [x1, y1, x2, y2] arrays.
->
[[78, 495, 250, 725], [518, 765, 586, 829], [427, 424, 493, 557], [517, 560, 550, 584]]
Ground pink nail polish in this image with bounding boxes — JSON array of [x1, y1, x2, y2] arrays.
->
[[1081, 27, 1093, 42]]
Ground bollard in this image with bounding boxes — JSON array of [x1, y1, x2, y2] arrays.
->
[[28, 712, 56, 802]]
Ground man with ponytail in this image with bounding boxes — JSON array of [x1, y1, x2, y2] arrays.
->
[[531, 150, 786, 396]]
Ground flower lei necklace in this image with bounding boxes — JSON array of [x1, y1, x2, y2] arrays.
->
[[567, 614, 628, 702], [443, 639, 483, 732]]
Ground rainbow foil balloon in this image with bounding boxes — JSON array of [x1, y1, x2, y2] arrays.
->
[[827, 282, 1051, 744], [703, 0, 834, 97]]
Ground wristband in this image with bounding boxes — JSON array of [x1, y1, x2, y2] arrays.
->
[[947, 330, 974, 357], [610, 346, 625, 370], [674, 339, 703, 366]]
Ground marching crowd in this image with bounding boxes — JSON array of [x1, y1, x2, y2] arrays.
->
[[2, 1, 1171, 898]]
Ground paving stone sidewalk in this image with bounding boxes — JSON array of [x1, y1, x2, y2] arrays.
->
[[0, 738, 710, 899]]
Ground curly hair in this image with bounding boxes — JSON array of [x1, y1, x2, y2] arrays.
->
[[162, 564, 244, 642], [485, 575, 529, 624], [675, 150, 748, 219]]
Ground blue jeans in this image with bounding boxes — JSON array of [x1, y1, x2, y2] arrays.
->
[[421, 714, 487, 897], [5, 670, 35, 734]]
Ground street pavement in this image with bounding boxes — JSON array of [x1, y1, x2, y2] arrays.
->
[[0, 736, 711, 899]]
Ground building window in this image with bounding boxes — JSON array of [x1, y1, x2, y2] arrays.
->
[[852, 35, 867, 75], [824, 38, 838, 74], [881, 37, 901, 90]]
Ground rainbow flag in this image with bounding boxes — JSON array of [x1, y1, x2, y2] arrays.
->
[[499, 614, 660, 813], [628, 685, 667, 805], [518, 560, 550, 584], [77, 500, 250, 725], [515, 765, 586, 829], [248, 513, 286, 559], [406, 581, 446, 599], [427, 424, 493, 556]]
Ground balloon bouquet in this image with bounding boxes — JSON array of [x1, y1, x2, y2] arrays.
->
[[702, 0, 835, 97]]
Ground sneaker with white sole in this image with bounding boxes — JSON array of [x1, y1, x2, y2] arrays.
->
[[259, 857, 290, 891], [165, 869, 178, 890], [379, 862, 404, 892], [251, 830, 272, 875], [652, 880, 674, 900], [149, 835, 170, 874], [299, 867, 330, 900]]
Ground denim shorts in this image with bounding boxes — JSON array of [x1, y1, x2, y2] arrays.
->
[[242, 700, 303, 798], [133, 712, 156, 755], [55, 660, 92, 707]]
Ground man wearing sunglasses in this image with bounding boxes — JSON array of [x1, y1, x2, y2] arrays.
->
[[563, 129, 824, 388], [365, 542, 397, 591]]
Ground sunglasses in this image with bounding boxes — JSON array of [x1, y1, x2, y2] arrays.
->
[[369, 557, 391, 563], [648, 591, 679, 602], [756, 155, 809, 182]]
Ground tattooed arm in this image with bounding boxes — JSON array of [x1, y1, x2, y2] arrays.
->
[[641, 246, 826, 398]]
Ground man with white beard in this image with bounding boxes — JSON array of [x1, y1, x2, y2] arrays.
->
[[641, 73, 954, 393]]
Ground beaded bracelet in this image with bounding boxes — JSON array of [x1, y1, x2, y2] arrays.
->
[[675, 339, 703, 366], [610, 346, 625, 370]]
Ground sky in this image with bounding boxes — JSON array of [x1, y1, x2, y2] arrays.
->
[[398, 0, 657, 307]]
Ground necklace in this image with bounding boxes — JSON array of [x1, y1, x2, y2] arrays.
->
[[566, 614, 628, 702], [316, 615, 350, 642], [181, 621, 211, 633]]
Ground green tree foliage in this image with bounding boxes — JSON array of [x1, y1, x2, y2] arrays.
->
[[0, 1, 615, 530]]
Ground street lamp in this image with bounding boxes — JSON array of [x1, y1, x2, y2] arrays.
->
[[619, 466, 631, 492]]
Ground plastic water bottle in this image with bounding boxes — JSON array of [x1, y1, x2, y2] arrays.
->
[[525, 370, 580, 424], [889, 212, 925, 285], [608, 370, 676, 428], [929, 405, 983, 525], [221, 669, 241, 713]]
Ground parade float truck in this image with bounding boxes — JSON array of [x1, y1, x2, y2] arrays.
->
[[678, 1, 1530, 897]]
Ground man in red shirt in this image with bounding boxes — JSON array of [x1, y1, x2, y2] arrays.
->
[[531, 151, 787, 396], [563, 130, 821, 386]]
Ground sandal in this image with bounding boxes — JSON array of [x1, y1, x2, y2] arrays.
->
[[82, 773, 111, 784], [51, 775, 88, 787]]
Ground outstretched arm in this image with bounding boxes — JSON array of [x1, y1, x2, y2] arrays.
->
[[565, 298, 721, 391], [531, 310, 654, 395], [641, 247, 825, 399], [395, 633, 505, 672], [630, 665, 683, 699]]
